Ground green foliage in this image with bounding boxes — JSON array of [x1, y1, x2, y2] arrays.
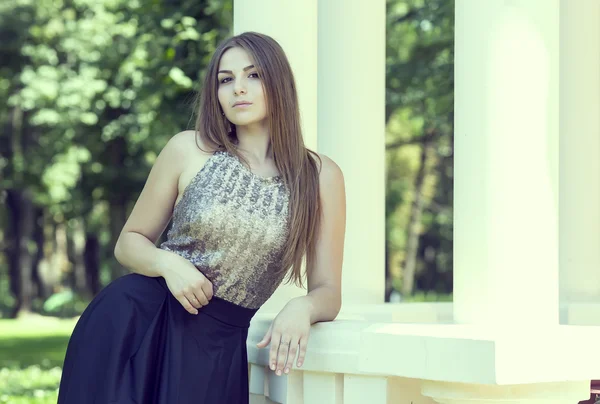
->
[[403, 291, 453, 303], [0, 318, 76, 403], [42, 290, 73, 312], [385, 0, 454, 297], [0, 0, 233, 311], [0, 366, 62, 404], [1, 0, 233, 216]]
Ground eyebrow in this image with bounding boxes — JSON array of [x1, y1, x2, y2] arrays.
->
[[217, 65, 255, 74]]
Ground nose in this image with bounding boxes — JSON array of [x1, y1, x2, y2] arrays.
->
[[234, 79, 247, 96]]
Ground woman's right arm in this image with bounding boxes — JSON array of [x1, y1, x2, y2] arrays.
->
[[114, 131, 213, 314], [113, 131, 187, 277]]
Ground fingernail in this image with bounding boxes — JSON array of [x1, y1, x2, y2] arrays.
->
[[298, 362, 302, 367], [270, 364, 275, 370], [284, 368, 289, 374], [276, 370, 281, 376]]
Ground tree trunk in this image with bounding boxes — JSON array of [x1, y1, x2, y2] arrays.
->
[[109, 201, 128, 279], [84, 231, 101, 295], [384, 167, 394, 302], [69, 217, 91, 297], [107, 136, 129, 280], [36, 212, 66, 298], [385, 235, 393, 302], [31, 206, 50, 300], [6, 188, 36, 318], [401, 137, 435, 297]]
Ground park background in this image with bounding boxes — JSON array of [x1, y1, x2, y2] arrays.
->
[[0, 0, 454, 402]]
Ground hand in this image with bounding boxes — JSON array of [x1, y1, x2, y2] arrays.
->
[[256, 298, 311, 376], [158, 250, 213, 315]]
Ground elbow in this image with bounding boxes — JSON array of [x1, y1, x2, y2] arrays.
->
[[113, 235, 126, 264], [331, 300, 341, 321], [331, 286, 342, 315], [326, 290, 342, 321], [321, 286, 341, 321], [113, 242, 122, 263]]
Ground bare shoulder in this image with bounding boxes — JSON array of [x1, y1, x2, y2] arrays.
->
[[171, 130, 217, 203], [314, 152, 345, 185], [168, 130, 212, 159], [116, 130, 204, 245], [167, 130, 214, 178]]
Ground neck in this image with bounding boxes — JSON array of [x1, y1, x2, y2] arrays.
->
[[234, 122, 273, 163]]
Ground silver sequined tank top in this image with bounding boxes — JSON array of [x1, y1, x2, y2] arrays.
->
[[159, 149, 290, 309]]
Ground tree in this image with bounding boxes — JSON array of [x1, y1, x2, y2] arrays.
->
[[0, 0, 233, 317], [385, 0, 454, 299]]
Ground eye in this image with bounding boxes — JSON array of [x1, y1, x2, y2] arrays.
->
[[219, 72, 260, 84]]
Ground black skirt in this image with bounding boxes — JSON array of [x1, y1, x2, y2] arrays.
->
[[57, 272, 259, 404]]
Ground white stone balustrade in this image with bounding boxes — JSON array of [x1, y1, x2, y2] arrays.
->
[[248, 303, 600, 404]]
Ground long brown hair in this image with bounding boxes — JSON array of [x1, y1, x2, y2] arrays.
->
[[191, 31, 321, 289]]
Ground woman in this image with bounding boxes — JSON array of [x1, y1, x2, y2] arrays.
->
[[57, 31, 346, 403]]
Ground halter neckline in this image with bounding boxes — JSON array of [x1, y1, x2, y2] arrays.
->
[[217, 150, 283, 183]]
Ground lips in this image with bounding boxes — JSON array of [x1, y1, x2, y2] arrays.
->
[[233, 102, 252, 107]]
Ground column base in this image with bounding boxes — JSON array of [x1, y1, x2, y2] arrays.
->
[[421, 380, 591, 404]]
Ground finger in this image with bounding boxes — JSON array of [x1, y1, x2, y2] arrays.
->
[[257, 324, 272, 348], [183, 289, 202, 309], [194, 293, 209, 307], [276, 335, 291, 375], [175, 294, 198, 315], [269, 332, 281, 371], [192, 290, 209, 306], [189, 281, 209, 305], [284, 338, 300, 374], [297, 335, 309, 367], [201, 279, 213, 301]]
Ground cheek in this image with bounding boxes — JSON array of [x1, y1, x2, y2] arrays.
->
[[217, 89, 225, 106], [255, 85, 267, 107]]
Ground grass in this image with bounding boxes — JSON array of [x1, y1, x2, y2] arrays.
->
[[0, 316, 77, 404]]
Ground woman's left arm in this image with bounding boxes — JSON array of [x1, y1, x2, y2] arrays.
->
[[256, 154, 346, 376]]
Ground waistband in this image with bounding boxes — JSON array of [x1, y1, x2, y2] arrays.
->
[[199, 295, 259, 328], [157, 277, 258, 328]]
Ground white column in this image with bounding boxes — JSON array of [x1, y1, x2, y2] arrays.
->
[[558, 0, 600, 311], [236, 1, 385, 307], [344, 375, 387, 404], [234, 0, 318, 312], [304, 372, 343, 403], [318, 0, 386, 305], [453, 0, 560, 326]]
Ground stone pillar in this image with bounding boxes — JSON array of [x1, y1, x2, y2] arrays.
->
[[235, 0, 386, 308], [558, 0, 600, 320], [453, 0, 560, 327], [317, 0, 386, 305], [233, 0, 318, 312]]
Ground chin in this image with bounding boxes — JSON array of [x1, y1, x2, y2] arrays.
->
[[233, 118, 264, 127]]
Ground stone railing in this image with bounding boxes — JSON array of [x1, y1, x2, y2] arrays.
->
[[247, 303, 600, 404]]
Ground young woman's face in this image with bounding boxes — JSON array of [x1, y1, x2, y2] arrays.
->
[[217, 47, 267, 128]]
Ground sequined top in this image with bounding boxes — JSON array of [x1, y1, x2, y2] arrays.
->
[[158, 150, 290, 309]]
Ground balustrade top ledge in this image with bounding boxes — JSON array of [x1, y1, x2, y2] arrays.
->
[[248, 316, 600, 386]]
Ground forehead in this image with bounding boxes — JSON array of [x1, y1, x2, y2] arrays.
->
[[218, 47, 255, 70]]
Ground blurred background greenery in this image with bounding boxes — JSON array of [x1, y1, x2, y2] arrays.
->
[[0, 0, 454, 401]]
